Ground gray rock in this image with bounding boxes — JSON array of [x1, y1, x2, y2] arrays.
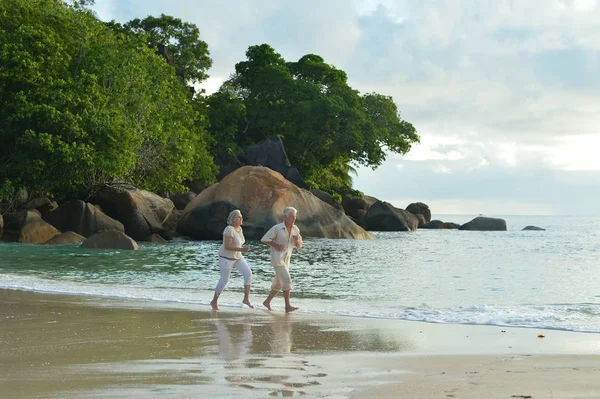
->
[[364, 201, 419, 231], [80, 230, 139, 250], [421, 220, 460, 229], [43, 200, 124, 238], [45, 231, 86, 245], [2, 210, 60, 243], [405, 202, 432, 223], [89, 188, 174, 241], [459, 217, 507, 231], [522, 225, 545, 231]]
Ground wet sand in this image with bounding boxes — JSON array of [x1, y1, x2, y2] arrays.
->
[[2, 288, 600, 398]]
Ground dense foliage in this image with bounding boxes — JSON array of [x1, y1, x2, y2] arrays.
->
[[207, 44, 419, 194], [0, 0, 216, 205], [121, 14, 212, 86], [0, 1, 418, 211]]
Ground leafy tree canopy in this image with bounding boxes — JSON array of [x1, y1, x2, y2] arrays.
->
[[122, 14, 212, 86], [0, 0, 216, 204], [207, 44, 419, 194]]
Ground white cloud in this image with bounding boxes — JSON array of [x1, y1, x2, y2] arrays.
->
[[92, 0, 600, 214]]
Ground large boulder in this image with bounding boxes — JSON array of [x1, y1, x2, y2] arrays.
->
[[342, 195, 369, 220], [2, 210, 60, 243], [45, 231, 86, 245], [364, 201, 419, 231], [310, 189, 343, 211], [178, 201, 236, 240], [43, 200, 124, 238], [421, 220, 460, 229], [413, 213, 427, 227], [89, 188, 174, 241], [179, 166, 373, 240], [23, 197, 57, 216], [80, 230, 139, 250], [459, 217, 507, 231], [169, 191, 196, 210], [405, 202, 431, 223]]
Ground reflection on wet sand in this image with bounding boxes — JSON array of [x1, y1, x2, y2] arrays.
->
[[0, 290, 414, 398]]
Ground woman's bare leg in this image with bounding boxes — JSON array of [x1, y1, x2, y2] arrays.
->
[[242, 285, 254, 308], [210, 293, 219, 310]]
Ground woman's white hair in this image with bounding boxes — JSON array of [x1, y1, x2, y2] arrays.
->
[[283, 206, 297, 219], [227, 209, 242, 225]]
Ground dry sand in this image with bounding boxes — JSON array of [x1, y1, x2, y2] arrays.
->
[[1, 288, 600, 398]]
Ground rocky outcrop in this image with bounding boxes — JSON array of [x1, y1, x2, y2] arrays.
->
[[459, 217, 507, 231], [80, 230, 139, 250], [89, 188, 174, 241], [406, 202, 431, 223], [364, 201, 419, 231], [43, 200, 124, 238], [522, 225, 545, 231], [421, 220, 460, 229], [2, 210, 60, 243], [217, 137, 309, 189], [179, 166, 373, 240], [45, 231, 86, 245]]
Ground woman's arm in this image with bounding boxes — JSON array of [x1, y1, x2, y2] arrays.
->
[[224, 236, 249, 253]]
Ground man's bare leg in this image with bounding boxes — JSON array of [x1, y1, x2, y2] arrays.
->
[[242, 285, 254, 308], [284, 290, 298, 313], [263, 290, 278, 311]]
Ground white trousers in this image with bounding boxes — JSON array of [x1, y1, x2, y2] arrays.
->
[[215, 257, 252, 294]]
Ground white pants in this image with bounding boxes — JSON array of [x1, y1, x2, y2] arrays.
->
[[215, 257, 252, 294], [271, 266, 292, 291]]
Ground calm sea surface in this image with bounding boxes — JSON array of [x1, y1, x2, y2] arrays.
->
[[1, 215, 599, 333]]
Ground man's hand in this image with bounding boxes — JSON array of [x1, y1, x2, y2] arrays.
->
[[293, 235, 303, 249]]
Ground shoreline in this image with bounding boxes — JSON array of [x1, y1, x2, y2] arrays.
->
[[2, 288, 600, 398]]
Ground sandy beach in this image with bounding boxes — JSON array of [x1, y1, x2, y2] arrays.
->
[[2, 288, 600, 398]]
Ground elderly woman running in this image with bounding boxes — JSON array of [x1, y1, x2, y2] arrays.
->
[[210, 210, 253, 310]]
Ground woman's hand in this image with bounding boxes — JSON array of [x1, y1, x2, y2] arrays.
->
[[241, 246, 250, 253]]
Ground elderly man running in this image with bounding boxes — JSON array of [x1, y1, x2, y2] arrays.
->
[[261, 206, 303, 313]]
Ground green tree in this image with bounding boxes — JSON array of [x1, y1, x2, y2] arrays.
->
[[0, 0, 216, 201], [122, 14, 212, 86], [207, 44, 419, 195]]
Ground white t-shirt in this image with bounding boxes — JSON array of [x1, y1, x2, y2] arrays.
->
[[218, 225, 245, 259]]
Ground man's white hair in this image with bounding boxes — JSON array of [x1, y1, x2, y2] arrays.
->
[[227, 209, 242, 225], [283, 206, 297, 219]]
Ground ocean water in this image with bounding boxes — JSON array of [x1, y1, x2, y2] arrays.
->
[[1, 215, 599, 333]]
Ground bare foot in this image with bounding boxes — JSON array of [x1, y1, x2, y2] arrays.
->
[[242, 299, 254, 308], [263, 301, 273, 311], [210, 300, 219, 311], [285, 306, 299, 313]]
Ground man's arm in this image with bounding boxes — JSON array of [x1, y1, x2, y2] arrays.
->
[[261, 226, 285, 251]]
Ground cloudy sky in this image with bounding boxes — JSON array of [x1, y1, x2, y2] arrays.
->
[[93, 0, 600, 216]]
